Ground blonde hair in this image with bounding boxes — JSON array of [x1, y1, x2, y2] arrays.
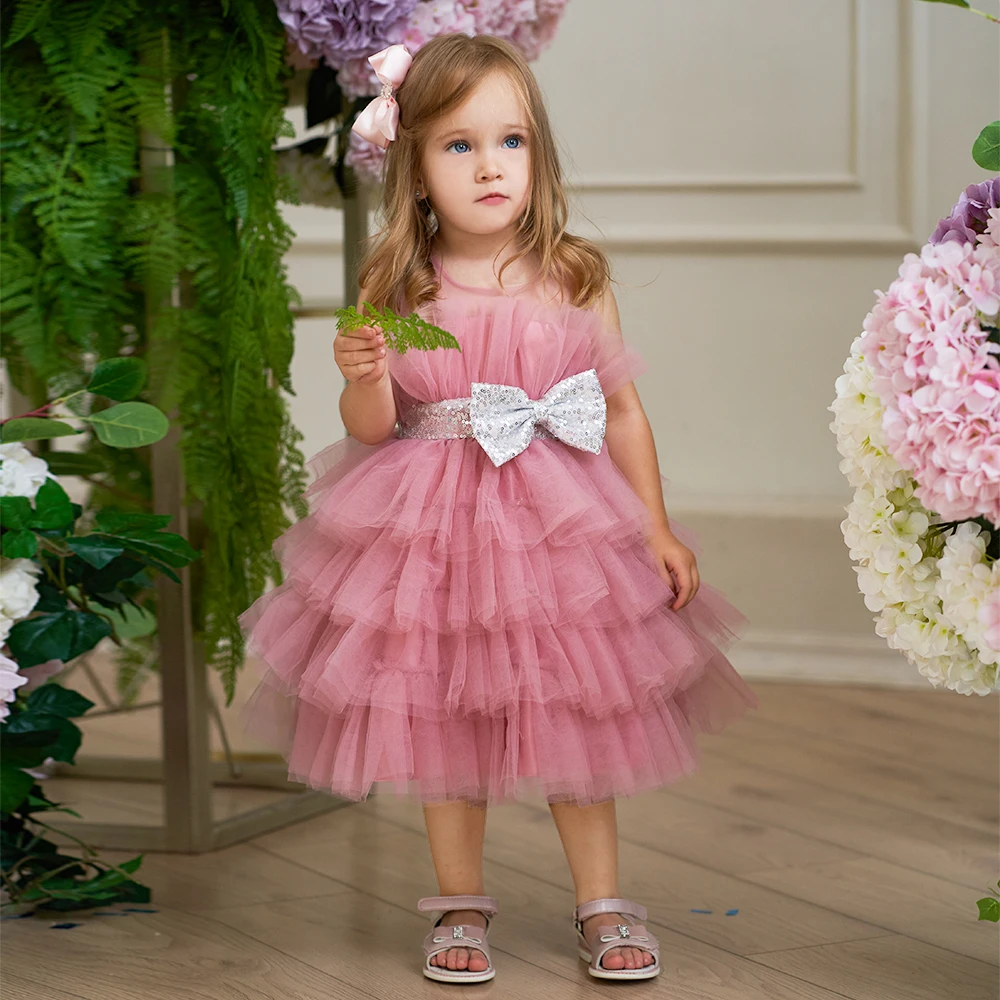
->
[[356, 33, 610, 312]]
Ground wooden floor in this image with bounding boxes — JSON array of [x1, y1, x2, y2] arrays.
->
[[4, 681, 998, 1000]]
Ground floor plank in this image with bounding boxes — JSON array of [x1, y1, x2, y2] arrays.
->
[[749, 933, 999, 1000], [743, 855, 997, 964], [2, 902, 368, 1000], [709, 715, 998, 833], [4, 680, 997, 1000], [670, 748, 997, 890]]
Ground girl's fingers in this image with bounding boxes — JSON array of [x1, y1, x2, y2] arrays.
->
[[337, 331, 380, 350], [336, 327, 385, 353], [341, 346, 386, 365]]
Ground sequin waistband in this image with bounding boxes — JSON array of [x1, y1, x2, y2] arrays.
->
[[397, 397, 558, 441]]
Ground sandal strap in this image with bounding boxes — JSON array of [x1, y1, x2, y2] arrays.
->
[[574, 897, 647, 923], [423, 925, 494, 964], [588, 925, 659, 970], [418, 894, 498, 918]]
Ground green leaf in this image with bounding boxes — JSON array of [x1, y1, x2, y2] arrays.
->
[[2, 712, 81, 764], [1, 495, 34, 529], [118, 529, 199, 568], [76, 554, 148, 593], [67, 534, 125, 569], [87, 357, 147, 401], [334, 303, 462, 356], [25, 683, 94, 719], [0, 765, 36, 814], [42, 451, 107, 477], [972, 121, 1000, 172], [915, 0, 970, 6], [31, 478, 74, 530], [94, 510, 173, 534], [977, 896, 1000, 921], [110, 601, 157, 640], [2, 529, 38, 559], [85, 402, 170, 448], [1, 418, 82, 443], [0, 728, 59, 767], [6, 611, 113, 669]]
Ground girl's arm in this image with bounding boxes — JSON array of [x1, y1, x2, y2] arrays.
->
[[596, 286, 673, 538], [338, 286, 399, 445], [596, 286, 701, 610]]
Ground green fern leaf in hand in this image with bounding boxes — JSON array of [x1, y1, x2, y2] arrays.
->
[[335, 302, 462, 355]]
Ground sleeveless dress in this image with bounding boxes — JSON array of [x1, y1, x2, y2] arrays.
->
[[237, 256, 760, 806]]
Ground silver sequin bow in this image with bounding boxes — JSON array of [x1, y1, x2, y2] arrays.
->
[[470, 367, 606, 467]]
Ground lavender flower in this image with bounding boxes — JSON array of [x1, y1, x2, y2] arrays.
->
[[277, 0, 419, 67], [930, 177, 1000, 245], [278, 0, 335, 58]]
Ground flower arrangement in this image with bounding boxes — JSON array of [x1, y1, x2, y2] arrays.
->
[[274, 1, 568, 198], [0, 357, 200, 912], [829, 180, 1000, 695]]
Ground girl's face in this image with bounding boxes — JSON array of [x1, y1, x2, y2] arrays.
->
[[419, 70, 531, 241]]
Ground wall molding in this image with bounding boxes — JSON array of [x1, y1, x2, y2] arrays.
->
[[568, 0, 863, 195], [565, 173, 863, 193], [287, 223, 919, 262]]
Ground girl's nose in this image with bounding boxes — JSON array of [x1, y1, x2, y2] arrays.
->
[[477, 160, 502, 182]]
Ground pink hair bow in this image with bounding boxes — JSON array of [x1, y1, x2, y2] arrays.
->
[[351, 44, 413, 149]]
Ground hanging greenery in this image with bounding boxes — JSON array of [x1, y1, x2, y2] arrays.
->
[[1, 0, 309, 702]]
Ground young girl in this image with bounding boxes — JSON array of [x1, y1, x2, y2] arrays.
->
[[239, 33, 759, 986]]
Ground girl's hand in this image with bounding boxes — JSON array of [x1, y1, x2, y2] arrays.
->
[[647, 527, 700, 611], [334, 323, 388, 384]]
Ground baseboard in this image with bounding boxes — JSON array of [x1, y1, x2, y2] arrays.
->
[[728, 628, 938, 689]]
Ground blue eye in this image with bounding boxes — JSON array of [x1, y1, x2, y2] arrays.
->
[[448, 140, 470, 153], [503, 135, 522, 149]]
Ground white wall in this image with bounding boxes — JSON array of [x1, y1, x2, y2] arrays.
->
[[281, 0, 999, 518]]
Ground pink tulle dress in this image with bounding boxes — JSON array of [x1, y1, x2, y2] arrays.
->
[[237, 255, 759, 807]]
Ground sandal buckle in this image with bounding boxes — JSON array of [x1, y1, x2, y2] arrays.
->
[[617, 924, 630, 938], [452, 924, 464, 939]]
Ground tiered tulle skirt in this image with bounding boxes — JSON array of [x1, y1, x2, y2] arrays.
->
[[237, 427, 759, 807]]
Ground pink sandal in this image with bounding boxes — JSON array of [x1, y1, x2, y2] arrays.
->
[[418, 893, 498, 983], [573, 897, 661, 980]]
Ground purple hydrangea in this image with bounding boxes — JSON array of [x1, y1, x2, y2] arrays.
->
[[929, 177, 1000, 245], [277, 0, 419, 68]]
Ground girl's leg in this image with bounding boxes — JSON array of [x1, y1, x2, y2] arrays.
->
[[548, 799, 655, 971], [422, 800, 490, 972]]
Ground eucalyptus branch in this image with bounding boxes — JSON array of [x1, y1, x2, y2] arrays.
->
[[968, 6, 1000, 22]]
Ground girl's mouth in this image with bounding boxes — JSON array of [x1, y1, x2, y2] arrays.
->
[[477, 194, 508, 205]]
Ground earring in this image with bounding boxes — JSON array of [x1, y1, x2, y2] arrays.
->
[[415, 189, 422, 199]]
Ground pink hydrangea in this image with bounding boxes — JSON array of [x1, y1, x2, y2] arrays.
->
[[859, 229, 1000, 525], [463, 0, 567, 61], [400, 0, 476, 51]]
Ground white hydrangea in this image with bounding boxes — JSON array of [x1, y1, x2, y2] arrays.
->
[[0, 442, 54, 500], [829, 335, 999, 694]]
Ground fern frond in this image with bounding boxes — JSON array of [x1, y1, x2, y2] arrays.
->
[[335, 303, 462, 355]]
